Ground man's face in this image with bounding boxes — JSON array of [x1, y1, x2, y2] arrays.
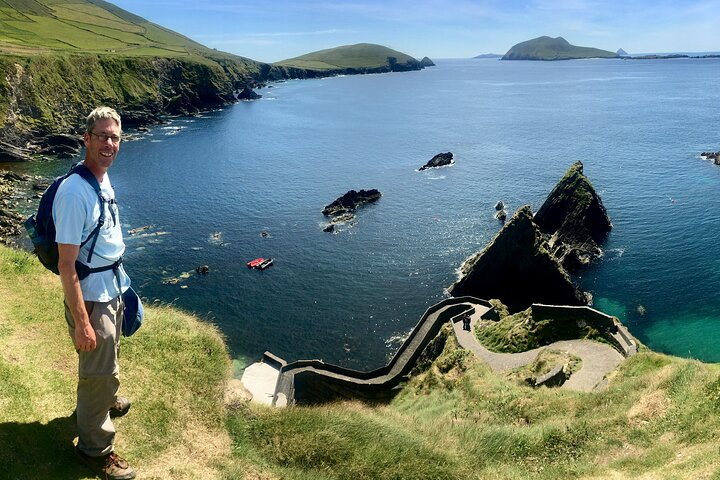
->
[[83, 117, 121, 171]]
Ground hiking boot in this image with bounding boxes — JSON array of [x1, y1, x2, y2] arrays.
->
[[110, 396, 131, 418], [75, 447, 137, 480]]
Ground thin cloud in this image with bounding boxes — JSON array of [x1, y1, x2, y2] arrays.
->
[[194, 29, 354, 41]]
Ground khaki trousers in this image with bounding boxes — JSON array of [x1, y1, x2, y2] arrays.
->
[[65, 296, 122, 457]]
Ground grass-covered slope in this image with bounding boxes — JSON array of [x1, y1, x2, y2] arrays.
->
[[274, 43, 423, 72], [4, 242, 720, 479], [0, 0, 238, 59], [502, 36, 618, 61]]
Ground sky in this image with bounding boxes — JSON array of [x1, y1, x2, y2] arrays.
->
[[109, 0, 720, 63]]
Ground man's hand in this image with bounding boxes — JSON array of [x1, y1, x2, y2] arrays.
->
[[58, 243, 96, 352], [74, 320, 97, 352]]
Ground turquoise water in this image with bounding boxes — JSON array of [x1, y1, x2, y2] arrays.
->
[[11, 58, 720, 368]]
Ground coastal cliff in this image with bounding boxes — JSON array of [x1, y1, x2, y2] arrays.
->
[[534, 161, 612, 270], [0, 54, 268, 157], [448, 205, 589, 311]]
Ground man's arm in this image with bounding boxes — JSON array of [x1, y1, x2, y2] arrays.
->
[[58, 243, 96, 352]]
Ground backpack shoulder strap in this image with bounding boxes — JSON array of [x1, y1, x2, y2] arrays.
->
[[69, 163, 106, 264]]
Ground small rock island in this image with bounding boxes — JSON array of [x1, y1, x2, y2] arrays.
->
[[419, 152, 454, 171], [322, 189, 382, 232]]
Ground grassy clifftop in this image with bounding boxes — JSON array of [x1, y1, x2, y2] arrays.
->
[[3, 243, 720, 479]]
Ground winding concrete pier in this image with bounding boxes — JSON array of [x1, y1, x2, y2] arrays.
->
[[240, 297, 636, 406]]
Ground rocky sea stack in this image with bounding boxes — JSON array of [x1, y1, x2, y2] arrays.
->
[[419, 152, 454, 171], [534, 161, 612, 271], [448, 206, 589, 312]]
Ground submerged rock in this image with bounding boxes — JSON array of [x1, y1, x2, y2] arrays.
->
[[701, 151, 720, 164], [419, 152, 454, 171], [448, 206, 589, 312], [534, 161, 612, 271]]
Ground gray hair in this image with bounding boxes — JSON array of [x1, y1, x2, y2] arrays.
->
[[85, 106, 122, 133]]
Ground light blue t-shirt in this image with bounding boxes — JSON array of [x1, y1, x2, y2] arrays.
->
[[52, 170, 130, 302]]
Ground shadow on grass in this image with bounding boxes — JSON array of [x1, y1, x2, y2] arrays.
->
[[0, 414, 92, 479]]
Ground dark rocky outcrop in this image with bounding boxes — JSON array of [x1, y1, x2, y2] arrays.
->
[[0, 142, 32, 162], [534, 161, 612, 271], [419, 57, 436, 67], [448, 206, 590, 312], [701, 151, 720, 164], [236, 87, 262, 100], [419, 152, 454, 171], [36, 133, 83, 158], [322, 189, 381, 217]]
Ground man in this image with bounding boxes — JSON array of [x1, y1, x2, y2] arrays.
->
[[54, 106, 136, 480]]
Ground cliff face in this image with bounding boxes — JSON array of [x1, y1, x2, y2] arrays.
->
[[448, 206, 589, 312], [534, 161, 612, 271], [0, 54, 267, 153]]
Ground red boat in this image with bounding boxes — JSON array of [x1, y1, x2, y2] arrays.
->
[[247, 257, 265, 268]]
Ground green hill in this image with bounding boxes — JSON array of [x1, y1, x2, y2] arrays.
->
[[0, 0, 239, 59], [502, 36, 618, 61], [274, 43, 424, 73], [3, 243, 720, 478]]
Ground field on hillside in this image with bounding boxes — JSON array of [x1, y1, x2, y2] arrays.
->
[[0, 0, 219, 57]]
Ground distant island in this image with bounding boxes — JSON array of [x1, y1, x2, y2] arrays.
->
[[502, 36, 618, 61], [473, 53, 503, 59], [274, 43, 430, 75]]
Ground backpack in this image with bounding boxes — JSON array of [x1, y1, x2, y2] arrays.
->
[[24, 162, 120, 280]]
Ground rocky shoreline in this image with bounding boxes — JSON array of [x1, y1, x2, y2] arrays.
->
[[0, 171, 35, 245]]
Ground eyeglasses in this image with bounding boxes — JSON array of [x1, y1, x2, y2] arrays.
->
[[89, 131, 122, 143]]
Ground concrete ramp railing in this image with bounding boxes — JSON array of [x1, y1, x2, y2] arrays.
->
[[270, 297, 494, 405], [531, 304, 638, 356]]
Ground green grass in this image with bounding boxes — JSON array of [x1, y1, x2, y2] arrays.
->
[[474, 307, 607, 353], [0, 1, 216, 57], [4, 243, 720, 479]]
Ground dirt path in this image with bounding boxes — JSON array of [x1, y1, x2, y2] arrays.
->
[[453, 308, 624, 392]]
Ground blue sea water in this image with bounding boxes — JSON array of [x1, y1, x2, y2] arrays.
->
[[11, 57, 720, 369]]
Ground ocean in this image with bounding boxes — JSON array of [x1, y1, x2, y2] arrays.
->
[[10, 57, 720, 370]]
